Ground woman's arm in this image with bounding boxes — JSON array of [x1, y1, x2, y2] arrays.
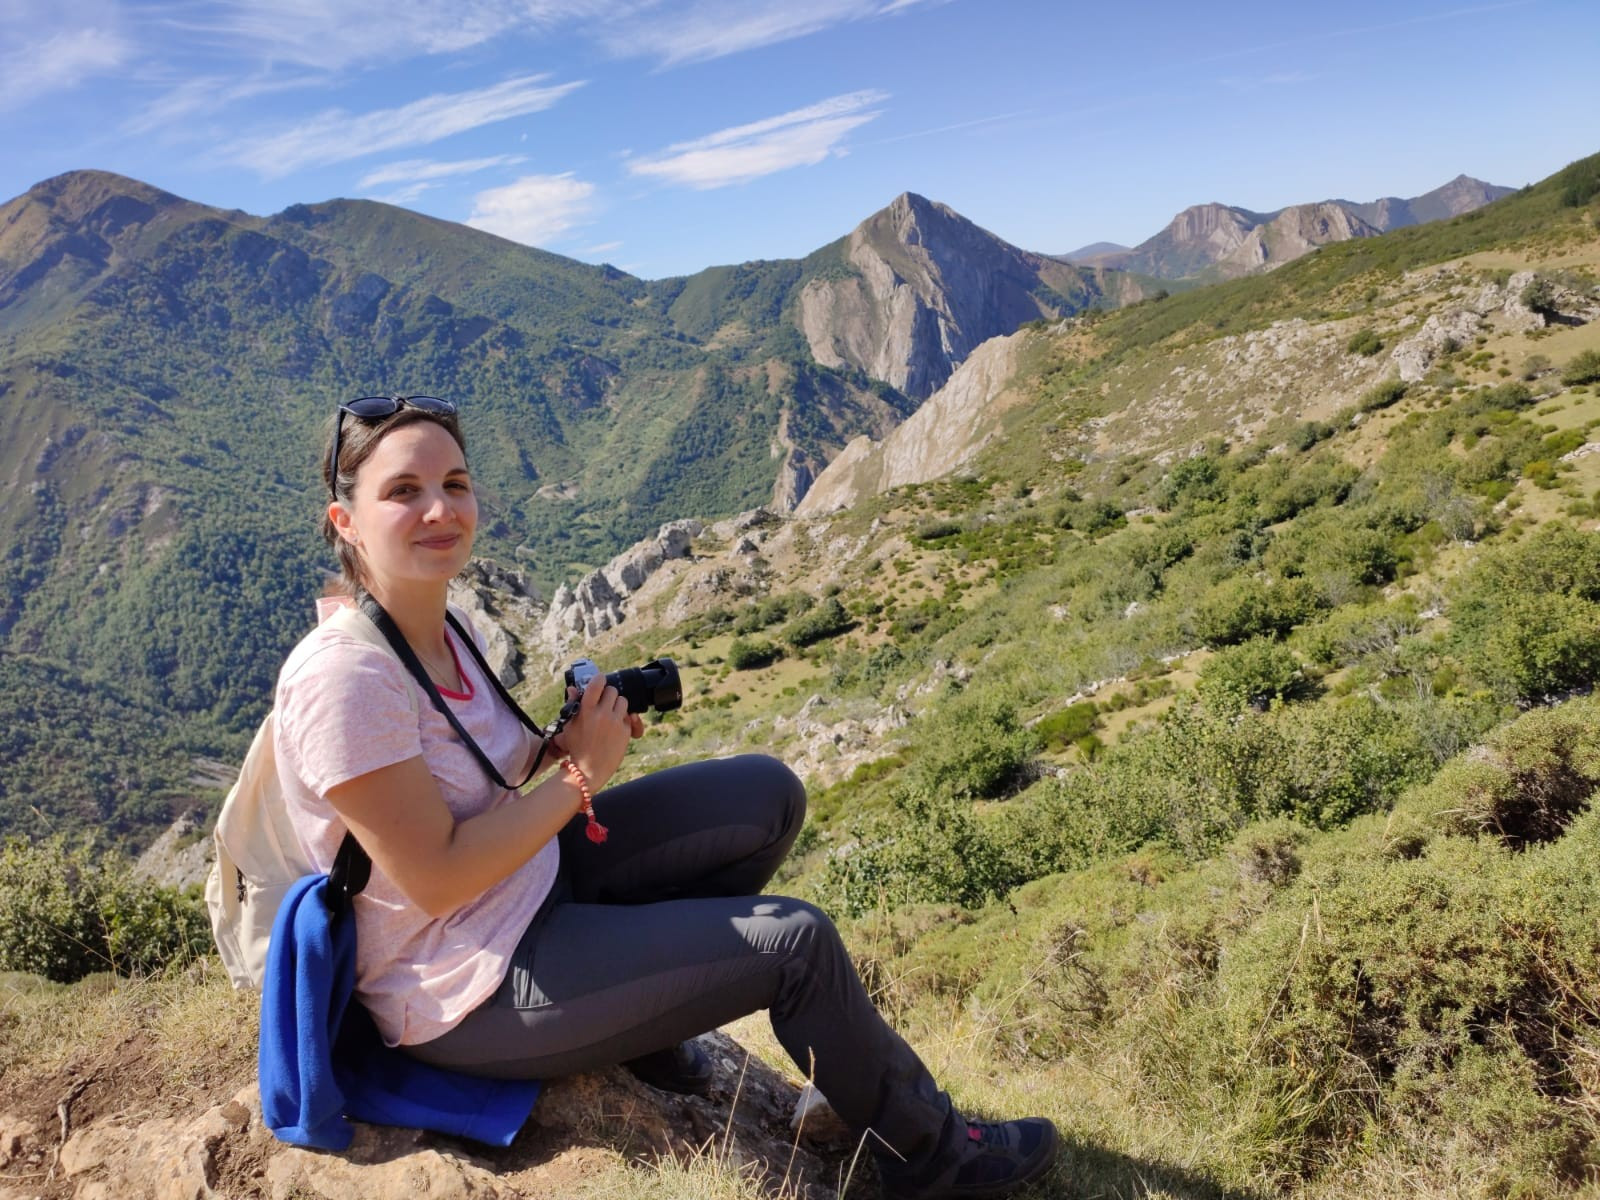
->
[[325, 676, 634, 918]]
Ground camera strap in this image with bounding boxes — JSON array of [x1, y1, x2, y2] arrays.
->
[[357, 591, 550, 792]]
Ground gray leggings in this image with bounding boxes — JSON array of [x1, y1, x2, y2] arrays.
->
[[404, 754, 961, 1170]]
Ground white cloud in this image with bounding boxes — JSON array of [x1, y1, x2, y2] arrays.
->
[[581, 240, 623, 255], [229, 75, 583, 176], [467, 173, 596, 246], [627, 90, 886, 189], [122, 72, 323, 136], [605, 0, 939, 66], [167, 0, 613, 72], [359, 155, 527, 188], [0, 25, 132, 111]]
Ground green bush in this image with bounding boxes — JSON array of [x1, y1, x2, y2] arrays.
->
[[0, 837, 210, 982], [780, 596, 853, 648], [1191, 576, 1324, 648], [1035, 701, 1099, 748], [1561, 349, 1600, 386], [1359, 378, 1409, 412], [911, 690, 1041, 802], [726, 637, 782, 671], [1197, 637, 1304, 711], [1345, 328, 1383, 356]]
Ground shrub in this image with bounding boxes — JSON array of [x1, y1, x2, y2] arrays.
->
[[1197, 637, 1304, 711], [1191, 576, 1324, 647], [1345, 328, 1383, 356], [911, 690, 1041, 802], [727, 637, 782, 671], [1359, 378, 1408, 412], [1561, 349, 1600, 387], [780, 596, 853, 647], [1035, 701, 1099, 748], [0, 837, 210, 982]]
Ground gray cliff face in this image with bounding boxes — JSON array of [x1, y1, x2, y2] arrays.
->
[[796, 329, 1028, 516], [796, 193, 1101, 400], [1218, 203, 1381, 276]]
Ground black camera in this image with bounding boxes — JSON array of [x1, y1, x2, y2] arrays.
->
[[564, 657, 682, 714]]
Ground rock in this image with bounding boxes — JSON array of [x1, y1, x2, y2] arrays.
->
[[1390, 308, 1482, 382], [537, 521, 704, 652], [31, 1034, 847, 1200], [797, 331, 1028, 516], [133, 807, 212, 891]]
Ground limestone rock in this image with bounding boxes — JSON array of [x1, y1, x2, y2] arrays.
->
[[797, 330, 1027, 516], [796, 192, 1105, 400], [28, 1033, 849, 1200], [537, 520, 703, 652]]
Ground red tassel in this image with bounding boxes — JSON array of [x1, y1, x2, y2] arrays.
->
[[563, 757, 608, 846], [585, 819, 609, 844]]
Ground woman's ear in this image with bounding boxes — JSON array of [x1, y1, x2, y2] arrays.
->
[[327, 500, 359, 545]]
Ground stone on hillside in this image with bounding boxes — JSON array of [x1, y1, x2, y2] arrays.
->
[[538, 521, 703, 651], [36, 1032, 847, 1200], [1390, 308, 1483, 382]]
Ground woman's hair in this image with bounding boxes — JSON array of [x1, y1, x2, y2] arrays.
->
[[320, 405, 468, 596]]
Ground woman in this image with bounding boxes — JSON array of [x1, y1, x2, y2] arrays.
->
[[273, 394, 1058, 1198]]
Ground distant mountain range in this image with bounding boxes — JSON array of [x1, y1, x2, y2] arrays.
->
[[1059, 174, 1513, 280]]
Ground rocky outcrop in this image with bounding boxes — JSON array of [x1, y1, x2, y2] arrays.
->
[[1388, 270, 1597, 383], [796, 328, 1028, 516], [449, 559, 542, 686], [1219, 203, 1380, 276], [1, 1030, 854, 1200], [796, 193, 1110, 400], [538, 520, 702, 651]]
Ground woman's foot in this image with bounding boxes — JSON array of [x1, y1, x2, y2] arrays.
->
[[622, 1039, 714, 1096], [881, 1116, 1059, 1198]]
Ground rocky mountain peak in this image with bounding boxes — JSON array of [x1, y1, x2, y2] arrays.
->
[[796, 193, 1126, 400]]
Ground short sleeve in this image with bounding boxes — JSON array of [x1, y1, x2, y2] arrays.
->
[[276, 636, 423, 797]]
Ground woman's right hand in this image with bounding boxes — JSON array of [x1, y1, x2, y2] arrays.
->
[[557, 675, 633, 793]]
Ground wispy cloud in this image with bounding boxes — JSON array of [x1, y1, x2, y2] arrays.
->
[[627, 90, 887, 189], [359, 155, 527, 188], [1220, 70, 1318, 92], [0, 24, 132, 111], [163, 0, 609, 72], [229, 75, 583, 176], [605, 0, 941, 66], [123, 73, 323, 136], [467, 173, 596, 245], [360, 155, 529, 205], [581, 240, 623, 255]]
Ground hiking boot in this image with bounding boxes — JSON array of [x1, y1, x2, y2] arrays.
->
[[622, 1039, 714, 1096], [881, 1116, 1059, 1198]]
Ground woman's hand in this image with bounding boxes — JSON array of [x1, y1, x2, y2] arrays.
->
[[556, 675, 635, 791]]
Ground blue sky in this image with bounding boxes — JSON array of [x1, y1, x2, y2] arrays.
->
[[4, 0, 1598, 278]]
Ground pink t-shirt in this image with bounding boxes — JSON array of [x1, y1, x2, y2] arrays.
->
[[274, 599, 558, 1046]]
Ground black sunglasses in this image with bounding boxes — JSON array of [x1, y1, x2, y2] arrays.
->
[[328, 395, 458, 498]]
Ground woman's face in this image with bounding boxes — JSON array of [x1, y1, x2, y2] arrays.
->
[[329, 420, 477, 595]]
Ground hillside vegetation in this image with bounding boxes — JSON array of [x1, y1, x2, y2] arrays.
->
[[2, 152, 1600, 1197]]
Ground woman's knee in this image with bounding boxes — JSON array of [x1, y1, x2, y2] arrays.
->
[[734, 753, 806, 836]]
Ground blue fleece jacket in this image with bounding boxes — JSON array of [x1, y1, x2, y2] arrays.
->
[[258, 874, 540, 1150]]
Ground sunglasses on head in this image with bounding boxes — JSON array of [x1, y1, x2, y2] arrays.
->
[[328, 395, 458, 498]]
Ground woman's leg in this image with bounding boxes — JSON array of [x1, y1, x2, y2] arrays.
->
[[558, 753, 806, 903], [407, 890, 963, 1174]]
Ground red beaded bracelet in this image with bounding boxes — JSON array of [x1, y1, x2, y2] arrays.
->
[[561, 758, 608, 844]]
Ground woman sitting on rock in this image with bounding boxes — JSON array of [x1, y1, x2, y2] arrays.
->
[[272, 393, 1058, 1198]]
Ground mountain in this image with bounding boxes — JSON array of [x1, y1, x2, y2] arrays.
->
[[1061, 175, 1512, 280], [1341, 173, 1516, 231], [792, 193, 1149, 398]]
